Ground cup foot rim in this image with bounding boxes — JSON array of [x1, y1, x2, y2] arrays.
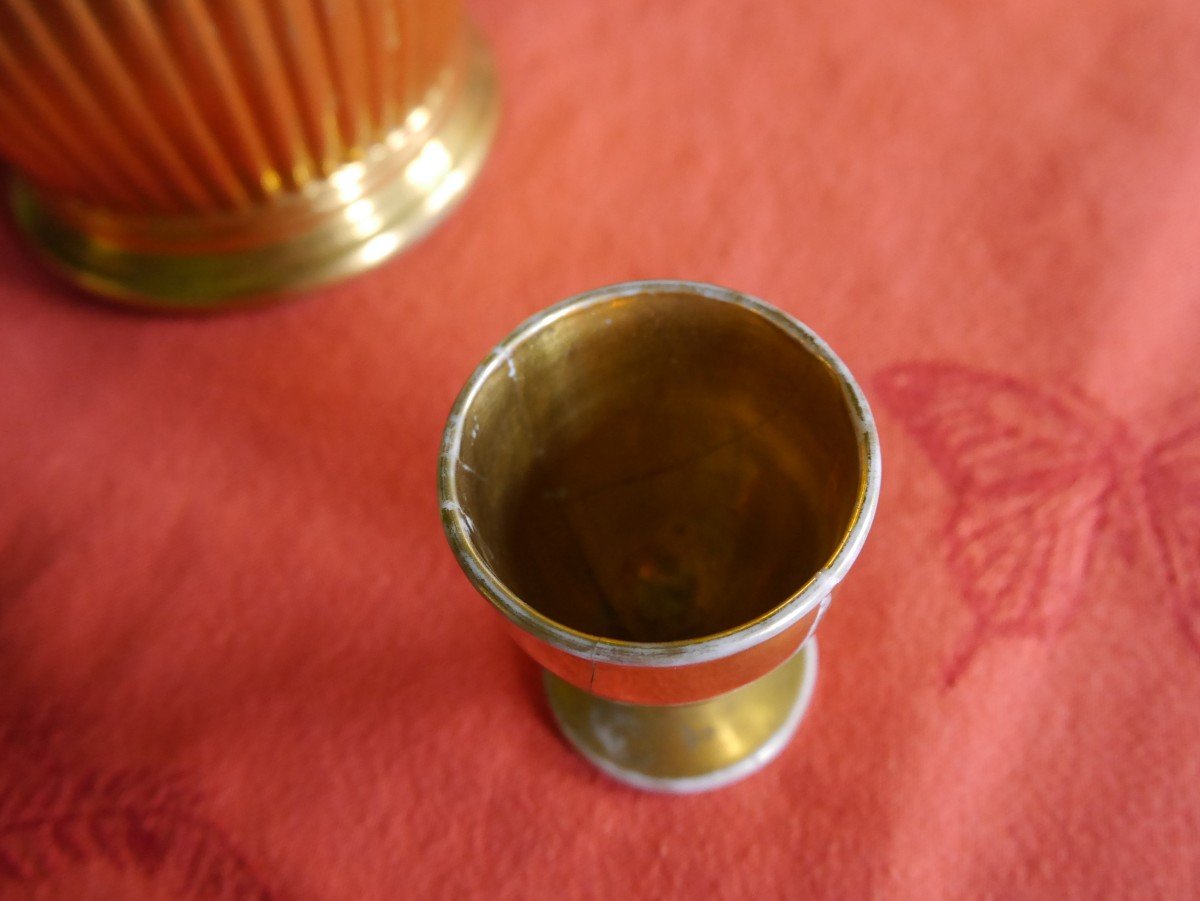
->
[[547, 639, 819, 794]]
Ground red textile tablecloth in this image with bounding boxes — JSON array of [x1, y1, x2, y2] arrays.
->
[[2, 0, 1199, 897]]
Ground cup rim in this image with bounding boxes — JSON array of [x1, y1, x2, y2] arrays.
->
[[439, 280, 881, 668]]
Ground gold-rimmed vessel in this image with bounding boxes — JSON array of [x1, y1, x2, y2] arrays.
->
[[440, 281, 881, 792]]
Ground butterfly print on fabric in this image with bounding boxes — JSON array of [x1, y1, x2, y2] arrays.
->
[[874, 362, 1200, 687]]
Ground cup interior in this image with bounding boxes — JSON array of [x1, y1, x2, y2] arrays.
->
[[446, 287, 866, 644]]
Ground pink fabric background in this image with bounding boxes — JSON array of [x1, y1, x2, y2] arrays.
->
[[2, 0, 1199, 897]]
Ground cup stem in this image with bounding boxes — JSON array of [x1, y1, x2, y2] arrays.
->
[[543, 640, 819, 793]]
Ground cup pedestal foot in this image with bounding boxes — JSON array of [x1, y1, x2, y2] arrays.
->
[[544, 639, 819, 793]]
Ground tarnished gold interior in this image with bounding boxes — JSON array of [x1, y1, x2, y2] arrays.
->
[[453, 290, 863, 643]]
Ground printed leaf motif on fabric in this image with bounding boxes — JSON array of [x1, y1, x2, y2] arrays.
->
[[0, 764, 275, 899]]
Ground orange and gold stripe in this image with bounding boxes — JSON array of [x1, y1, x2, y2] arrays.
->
[[0, 0, 464, 214]]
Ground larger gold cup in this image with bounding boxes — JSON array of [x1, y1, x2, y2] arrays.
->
[[440, 281, 880, 792], [0, 0, 498, 308]]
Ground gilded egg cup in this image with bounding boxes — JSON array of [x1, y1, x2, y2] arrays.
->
[[440, 280, 880, 792]]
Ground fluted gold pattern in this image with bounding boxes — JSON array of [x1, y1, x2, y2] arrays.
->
[[0, 0, 497, 307], [0, 0, 463, 213]]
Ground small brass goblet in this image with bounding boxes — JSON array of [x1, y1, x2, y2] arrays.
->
[[440, 281, 880, 792]]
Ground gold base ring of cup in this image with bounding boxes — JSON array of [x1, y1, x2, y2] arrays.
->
[[7, 26, 499, 312], [543, 639, 819, 793]]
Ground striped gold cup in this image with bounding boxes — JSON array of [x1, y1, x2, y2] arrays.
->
[[0, 0, 498, 308]]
